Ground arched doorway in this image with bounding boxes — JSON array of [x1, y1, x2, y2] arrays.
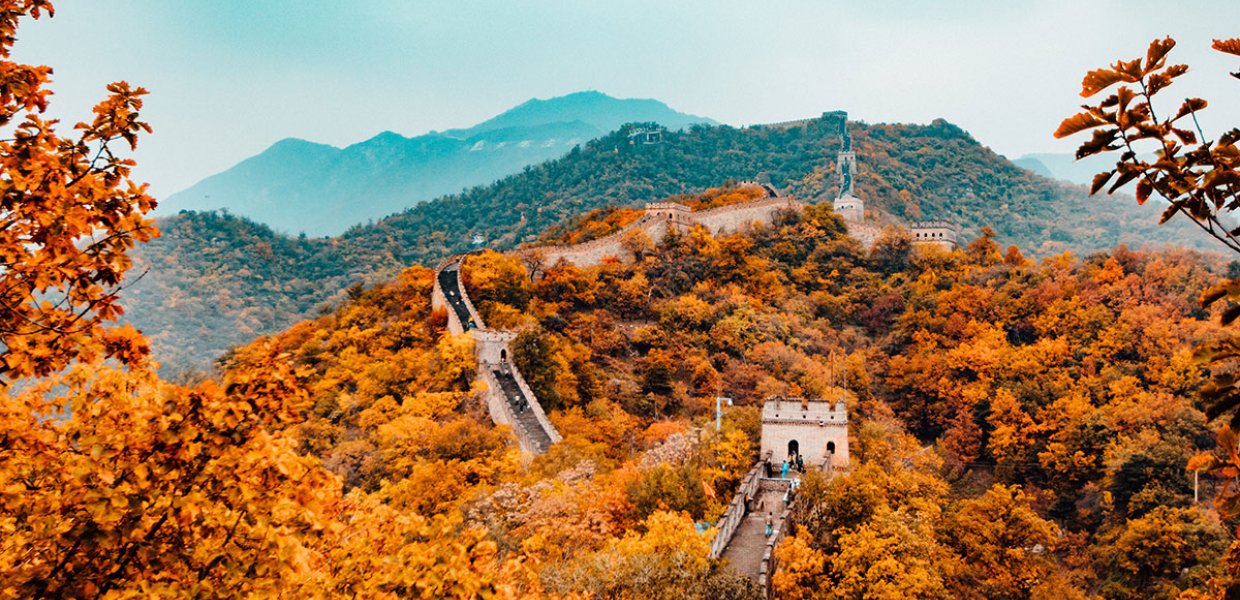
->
[[787, 439, 799, 459], [500, 349, 508, 363], [827, 441, 836, 454]]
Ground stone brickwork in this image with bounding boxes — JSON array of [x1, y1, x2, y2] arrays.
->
[[910, 220, 960, 250], [472, 328, 516, 364], [760, 397, 849, 470], [833, 192, 864, 224], [518, 184, 803, 271], [691, 195, 801, 235]]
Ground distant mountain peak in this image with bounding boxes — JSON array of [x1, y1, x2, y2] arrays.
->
[[453, 91, 717, 138], [267, 137, 339, 153], [159, 91, 717, 236]]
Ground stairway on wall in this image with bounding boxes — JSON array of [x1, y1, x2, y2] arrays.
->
[[490, 365, 554, 453], [433, 257, 559, 455], [721, 481, 790, 582], [436, 264, 478, 331]]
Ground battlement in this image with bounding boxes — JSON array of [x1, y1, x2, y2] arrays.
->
[[910, 220, 960, 250], [761, 396, 848, 423], [757, 117, 818, 130], [910, 219, 958, 229], [644, 201, 693, 214], [520, 190, 803, 272], [627, 128, 663, 145]]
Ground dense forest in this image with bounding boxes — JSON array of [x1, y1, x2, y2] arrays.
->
[[126, 116, 1216, 373], [192, 201, 1236, 598]]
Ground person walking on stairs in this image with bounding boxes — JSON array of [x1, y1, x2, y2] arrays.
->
[[765, 513, 774, 537]]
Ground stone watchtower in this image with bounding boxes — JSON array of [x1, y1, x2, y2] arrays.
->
[[760, 396, 849, 471]]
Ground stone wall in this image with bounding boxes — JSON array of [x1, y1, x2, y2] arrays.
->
[[691, 196, 802, 235], [509, 365, 562, 446], [472, 328, 516, 364], [433, 255, 561, 456], [519, 192, 803, 272], [833, 194, 864, 225], [430, 257, 458, 332], [477, 367, 517, 436]]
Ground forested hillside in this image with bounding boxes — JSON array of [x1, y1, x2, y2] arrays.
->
[[127, 115, 1215, 373], [212, 203, 1237, 597]]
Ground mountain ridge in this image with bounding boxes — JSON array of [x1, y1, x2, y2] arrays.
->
[[159, 91, 717, 236], [127, 115, 1218, 374]]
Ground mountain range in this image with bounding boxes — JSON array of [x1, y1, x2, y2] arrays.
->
[[158, 92, 715, 237], [1013, 152, 1133, 186], [123, 113, 1218, 375]]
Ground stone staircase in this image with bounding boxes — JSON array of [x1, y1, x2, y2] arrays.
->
[[435, 262, 478, 332], [489, 364, 553, 453], [708, 453, 797, 599], [432, 255, 560, 455]]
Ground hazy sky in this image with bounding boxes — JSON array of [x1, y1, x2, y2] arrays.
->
[[12, 0, 1240, 197]]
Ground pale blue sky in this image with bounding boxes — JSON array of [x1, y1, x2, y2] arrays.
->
[[13, 1, 1240, 197]]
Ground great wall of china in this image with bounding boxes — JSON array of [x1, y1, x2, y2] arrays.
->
[[427, 111, 955, 596], [431, 257, 561, 455], [520, 183, 800, 270]]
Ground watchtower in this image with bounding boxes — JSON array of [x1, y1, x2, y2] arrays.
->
[[760, 396, 849, 471], [910, 220, 961, 250], [643, 201, 694, 226]]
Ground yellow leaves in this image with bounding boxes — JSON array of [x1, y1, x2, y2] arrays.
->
[[772, 530, 828, 599], [0, 357, 349, 597], [1186, 452, 1216, 472], [609, 510, 709, 568]]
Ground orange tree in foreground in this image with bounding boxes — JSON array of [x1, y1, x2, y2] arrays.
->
[[0, 0, 158, 383], [1055, 36, 1240, 520]]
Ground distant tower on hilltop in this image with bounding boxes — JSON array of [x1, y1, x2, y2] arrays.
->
[[832, 112, 863, 223]]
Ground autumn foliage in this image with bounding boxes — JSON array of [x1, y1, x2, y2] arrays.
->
[[3, 2, 1239, 596], [0, 1, 156, 382]]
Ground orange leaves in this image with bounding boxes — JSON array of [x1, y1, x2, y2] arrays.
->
[[1135, 178, 1153, 205], [1146, 36, 1177, 69], [0, 29, 157, 383], [1213, 38, 1240, 57], [1056, 35, 1240, 272], [1080, 67, 1129, 98], [1054, 111, 1107, 139], [0, 360, 346, 597]]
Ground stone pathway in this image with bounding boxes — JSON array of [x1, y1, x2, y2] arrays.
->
[[721, 481, 790, 581], [490, 364, 553, 453], [436, 259, 556, 454], [436, 266, 477, 330]]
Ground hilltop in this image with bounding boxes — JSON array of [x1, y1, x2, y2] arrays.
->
[[125, 114, 1217, 373], [215, 200, 1232, 597], [159, 91, 716, 236]]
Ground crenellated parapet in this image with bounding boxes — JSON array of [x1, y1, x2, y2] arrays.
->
[[910, 220, 960, 250], [518, 189, 803, 272]]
